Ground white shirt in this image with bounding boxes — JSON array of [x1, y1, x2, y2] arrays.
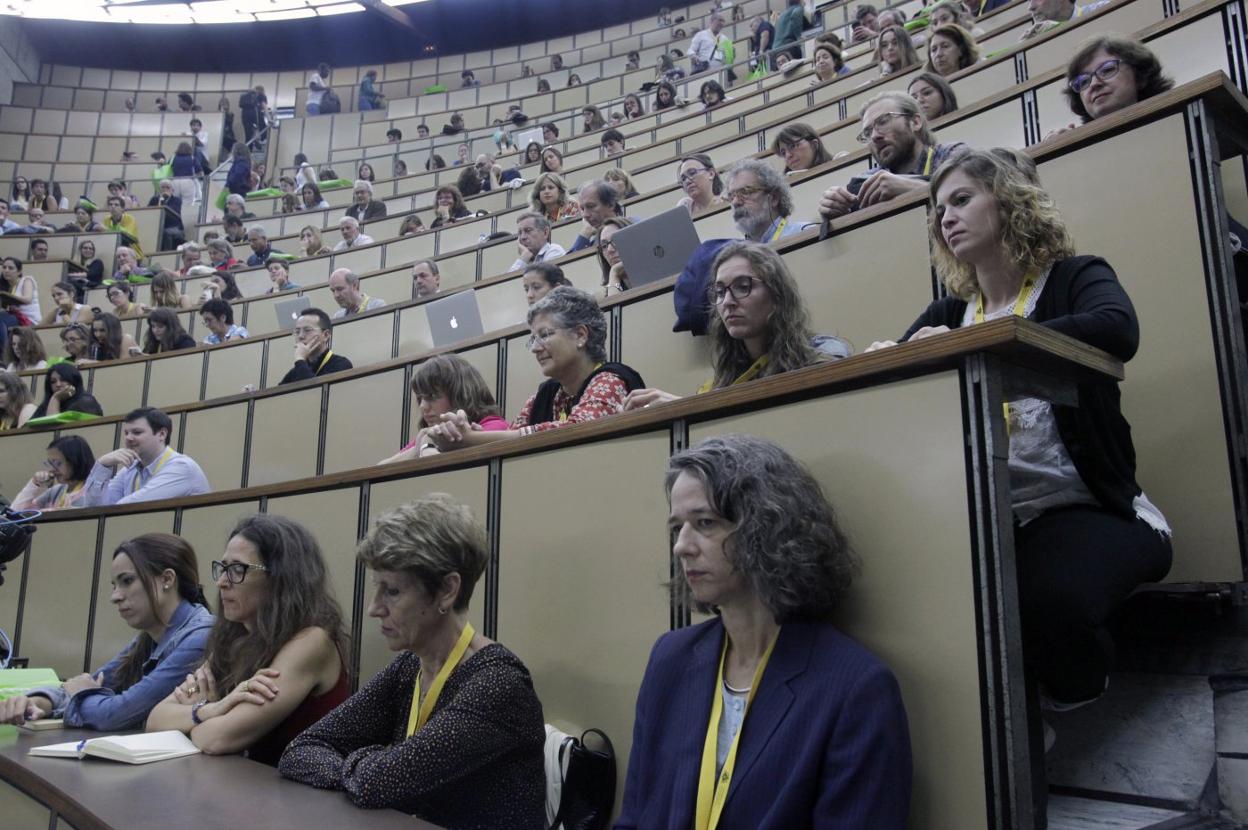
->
[[307, 72, 328, 106], [690, 29, 725, 66], [509, 241, 567, 273], [333, 233, 374, 251]]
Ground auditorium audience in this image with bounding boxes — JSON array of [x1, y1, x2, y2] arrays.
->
[[540, 147, 565, 175], [333, 217, 374, 251], [222, 215, 248, 244], [0, 533, 213, 731], [874, 25, 920, 75], [106, 282, 142, 318], [9, 175, 29, 211], [10, 435, 95, 510], [301, 182, 330, 211], [90, 313, 140, 361], [178, 243, 205, 277], [143, 308, 198, 354], [509, 212, 567, 272], [819, 91, 967, 219], [68, 239, 105, 291], [582, 104, 606, 132], [908, 72, 960, 121], [27, 239, 49, 263], [866, 148, 1173, 712], [149, 270, 195, 310], [523, 142, 543, 165], [1030, 0, 1110, 25], [226, 143, 252, 198], [329, 268, 385, 318], [601, 129, 626, 157], [107, 179, 141, 209], [726, 159, 815, 242], [852, 2, 880, 41], [654, 80, 681, 111], [113, 246, 153, 283], [615, 434, 912, 827], [929, 0, 984, 35], [200, 269, 243, 302], [699, 80, 728, 109], [399, 214, 424, 236], [530, 172, 581, 223], [425, 287, 644, 450], [346, 179, 387, 223], [280, 308, 353, 385], [925, 24, 980, 77], [603, 167, 641, 200], [810, 41, 848, 84], [1047, 34, 1175, 138], [267, 260, 301, 293], [677, 154, 727, 215], [0, 198, 19, 233], [57, 324, 94, 367], [1, 256, 39, 324], [201, 298, 250, 344], [412, 259, 440, 299], [148, 514, 348, 765], [150, 180, 186, 251], [380, 356, 508, 464], [430, 186, 471, 228], [300, 225, 332, 257], [521, 261, 572, 307], [597, 216, 635, 296], [245, 227, 284, 267], [80, 407, 209, 505], [65, 204, 105, 234], [32, 363, 101, 418], [40, 281, 94, 326], [3, 326, 46, 372], [568, 180, 624, 253], [0, 369, 34, 429], [623, 93, 645, 119], [279, 495, 544, 824], [771, 123, 833, 173], [775, 0, 807, 61]]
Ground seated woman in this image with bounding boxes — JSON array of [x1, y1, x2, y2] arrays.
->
[[11, 434, 95, 510], [205, 240, 238, 271], [582, 104, 606, 132], [398, 214, 424, 236], [3, 326, 46, 372], [677, 154, 727, 215], [67, 239, 106, 294], [625, 242, 850, 410], [61, 204, 106, 235], [379, 355, 509, 465], [106, 282, 142, 319], [597, 216, 635, 296], [539, 147, 565, 175], [603, 167, 641, 200], [0, 369, 35, 429], [654, 80, 681, 111], [279, 495, 545, 827], [300, 225, 332, 257], [1047, 34, 1175, 139], [0, 533, 213, 730], [430, 185, 471, 228], [143, 307, 197, 354], [925, 24, 979, 77], [809, 41, 849, 85], [874, 24, 920, 75], [699, 80, 729, 109], [57, 323, 93, 366], [38, 282, 93, 327], [908, 71, 960, 121], [623, 93, 645, 119], [529, 172, 581, 223], [616, 433, 912, 828], [928, 0, 985, 35], [425, 287, 644, 450], [266, 260, 301, 293], [301, 182, 330, 211], [521, 261, 572, 306], [90, 312, 139, 361], [200, 269, 243, 302], [521, 142, 542, 166], [866, 148, 1173, 710], [147, 270, 195, 310], [2, 256, 39, 325], [31, 362, 102, 418], [146, 514, 349, 765], [771, 123, 833, 174]]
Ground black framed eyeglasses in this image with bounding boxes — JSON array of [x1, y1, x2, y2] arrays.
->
[[708, 276, 762, 304], [211, 560, 270, 584], [1069, 58, 1122, 93]]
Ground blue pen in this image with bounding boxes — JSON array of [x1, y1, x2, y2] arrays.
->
[[76, 739, 88, 752]]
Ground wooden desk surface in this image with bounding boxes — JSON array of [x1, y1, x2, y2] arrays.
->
[[0, 725, 441, 830]]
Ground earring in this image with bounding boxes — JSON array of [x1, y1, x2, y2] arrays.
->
[[438, 607, 448, 615]]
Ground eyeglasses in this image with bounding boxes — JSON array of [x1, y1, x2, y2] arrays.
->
[[600, 238, 618, 252], [726, 185, 766, 203], [526, 327, 564, 350], [1069, 58, 1122, 93], [211, 560, 270, 585], [856, 111, 909, 143], [292, 326, 322, 336], [708, 276, 762, 304], [42, 458, 64, 470], [678, 167, 711, 185]]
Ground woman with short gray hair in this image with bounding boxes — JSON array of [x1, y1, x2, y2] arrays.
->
[[280, 494, 546, 828], [426, 286, 645, 450], [617, 434, 912, 828]]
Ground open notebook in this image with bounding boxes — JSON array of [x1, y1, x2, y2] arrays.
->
[[29, 730, 200, 765]]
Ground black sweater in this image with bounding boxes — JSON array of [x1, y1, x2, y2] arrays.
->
[[902, 256, 1142, 517], [279, 351, 354, 385]]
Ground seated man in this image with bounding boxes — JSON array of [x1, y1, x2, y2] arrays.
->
[[345, 180, 387, 223], [851, 3, 879, 42], [112, 246, 153, 282], [244, 226, 283, 267], [24, 207, 57, 233], [0, 199, 20, 234], [386, 128, 402, 143], [222, 214, 247, 245], [333, 217, 374, 251], [542, 123, 560, 144], [329, 267, 385, 318], [726, 159, 816, 242], [104, 196, 145, 258], [568, 180, 624, 252], [461, 69, 481, 87], [28, 238, 49, 261], [412, 259, 440, 299], [280, 307, 353, 385], [107, 179, 140, 209], [178, 242, 203, 276], [80, 407, 210, 506], [224, 193, 256, 221], [601, 129, 626, 157], [200, 297, 249, 344], [818, 91, 967, 220], [509, 212, 567, 272], [149, 180, 185, 251], [417, 124, 430, 138]]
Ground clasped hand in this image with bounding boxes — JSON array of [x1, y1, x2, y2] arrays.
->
[[174, 665, 280, 722]]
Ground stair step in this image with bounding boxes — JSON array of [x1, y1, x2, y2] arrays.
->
[[1048, 795, 1188, 829]]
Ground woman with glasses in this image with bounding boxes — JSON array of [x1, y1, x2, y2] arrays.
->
[[32, 362, 102, 418], [625, 242, 849, 410], [1047, 35, 1175, 140], [147, 514, 349, 766], [0, 369, 34, 429], [106, 282, 141, 319], [0, 533, 213, 730], [280, 496, 546, 827], [424, 287, 644, 452], [596, 216, 636, 296], [57, 323, 94, 366], [770, 123, 833, 174], [677, 154, 726, 216], [11, 435, 95, 510], [865, 148, 1172, 718], [924, 24, 979, 77]]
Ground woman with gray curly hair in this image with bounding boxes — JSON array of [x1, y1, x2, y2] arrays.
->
[[426, 286, 645, 450], [617, 434, 912, 828]]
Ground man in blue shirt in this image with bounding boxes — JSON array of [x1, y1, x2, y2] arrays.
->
[[244, 226, 283, 267], [81, 407, 211, 506]]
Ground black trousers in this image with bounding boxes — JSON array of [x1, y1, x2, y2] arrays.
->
[[1014, 505, 1173, 703]]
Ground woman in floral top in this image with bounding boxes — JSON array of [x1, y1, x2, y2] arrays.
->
[[426, 287, 643, 450]]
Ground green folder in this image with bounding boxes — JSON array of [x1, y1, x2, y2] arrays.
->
[[0, 668, 60, 701]]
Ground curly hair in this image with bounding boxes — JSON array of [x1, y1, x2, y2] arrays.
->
[[410, 353, 502, 428], [1063, 33, 1174, 123], [707, 241, 827, 388], [665, 434, 858, 622], [929, 148, 1076, 299], [725, 158, 796, 216], [527, 286, 608, 362], [0, 370, 30, 427]]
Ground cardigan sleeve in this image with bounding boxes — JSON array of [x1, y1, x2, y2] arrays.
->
[[1038, 258, 1139, 361], [901, 297, 964, 341]]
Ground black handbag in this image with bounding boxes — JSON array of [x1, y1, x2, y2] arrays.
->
[[551, 728, 616, 830]]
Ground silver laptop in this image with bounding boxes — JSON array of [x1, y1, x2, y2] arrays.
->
[[425, 290, 485, 348], [611, 206, 702, 287], [274, 295, 312, 331]]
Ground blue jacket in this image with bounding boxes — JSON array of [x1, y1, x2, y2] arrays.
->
[[616, 618, 912, 830], [226, 157, 251, 196]]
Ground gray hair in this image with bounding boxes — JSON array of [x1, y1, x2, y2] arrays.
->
[[180, 241, 202, 256], [412, 258, 439, 275], [577, 179, 621, 209], [726, 158, 795, 217], [526, 286, 608, 362], [859, 90, 935, 146], [246, 225, 267, 239], [159, 178, 173, 188], [353, 179, 373, 195], [225, 193, 245, 207], [356, 494, 488, 612], [339, 216, 360, 230], [206, 240, 232, 259], [516, 211, 551, 233], [666, 434, 858, 621]]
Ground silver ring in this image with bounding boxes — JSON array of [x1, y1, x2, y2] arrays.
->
[[188, 684, 199, 694]]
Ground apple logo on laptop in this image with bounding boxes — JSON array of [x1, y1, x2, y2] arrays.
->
[[653, 245, 665, 258], [450, 316, 458, 329]]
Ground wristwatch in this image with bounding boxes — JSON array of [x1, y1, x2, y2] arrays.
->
[[190, 699, 209, 725]]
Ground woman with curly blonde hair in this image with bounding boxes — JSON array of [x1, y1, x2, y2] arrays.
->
[[528, 172, 581, 222], [867, 148, 1172, 714]]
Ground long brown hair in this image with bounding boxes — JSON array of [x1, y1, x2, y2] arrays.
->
[[595, 216, 635, 287], [149, 271, 185, 308], [411, 354, 501, 427], [3, 326, 46, 369], [143, 307, 191, 353], [0, 370, 31, 427], [111, 534, 208, 691], [204, 515, 347, 692]]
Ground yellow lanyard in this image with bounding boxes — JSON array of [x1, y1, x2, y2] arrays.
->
[[55, 483, 83, 508], [558, 363, 603, 422], [697, 356, 770, 394], [315, 350, 335, 374], [353, 294, 371, 315], [406, 621, 475, 736], [695, 628, 780, 830], [920, 146, 935, 177], [974, 274, 1038, 431], [133, 447, 173, 492], [767, 217, 788, 242]]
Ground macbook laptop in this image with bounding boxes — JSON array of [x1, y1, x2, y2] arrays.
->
[[273, 295, 311, 331], [425, 290, 485, 348], [611, 206, 702, 287]]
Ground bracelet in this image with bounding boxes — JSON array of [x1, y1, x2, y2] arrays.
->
[[190, 699, 208, 726]]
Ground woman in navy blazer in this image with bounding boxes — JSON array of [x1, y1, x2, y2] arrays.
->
[[617, 434, 912, 830]]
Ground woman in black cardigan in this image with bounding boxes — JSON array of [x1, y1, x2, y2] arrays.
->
[[867, 148, 1172, 711]]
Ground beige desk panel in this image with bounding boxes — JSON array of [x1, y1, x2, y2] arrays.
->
[[20, 518, 101, 677], [180, 403, 247, 492], [247, 388, 321, 487], [0, 777, 52, 830], [146, 350, 204, 411], [618, 292, 712, 397], [205, 339, 265, 400], [87, 361, 145, 419], [2, 432, 50, 497], [323, 369, 405, 475], [71, 422, 121, 468]]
